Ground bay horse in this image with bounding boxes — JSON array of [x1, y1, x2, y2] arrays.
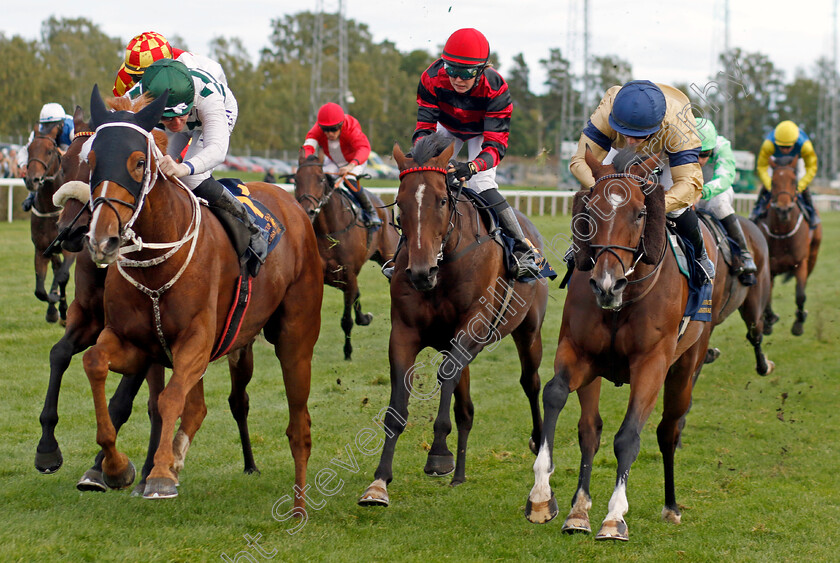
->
[[295, 150, 398, 360], [702, 212, 774, 375], [524, 147, 716, 541], [24, 123, 75, 323], [756, 156, 822, 336], [358, 132, 548, 507], [39, 107, 265, 493], [82, 86, 322, 501]]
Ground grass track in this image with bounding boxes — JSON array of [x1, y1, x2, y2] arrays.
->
[[0, 212, 837, 562]]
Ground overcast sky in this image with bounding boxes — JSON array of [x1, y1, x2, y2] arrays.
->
[[4, 0, 837, 95]]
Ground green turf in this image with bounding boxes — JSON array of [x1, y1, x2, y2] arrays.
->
[[0, 212, 837, 562]]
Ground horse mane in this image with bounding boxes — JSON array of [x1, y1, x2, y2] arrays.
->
[[104, 93, 168, 153], [611, 147, 648, 173], [572, 190, 594, 271], [641, 184, 665, 264], [775, 155, 796, 167], [411, 132, 452, 165]]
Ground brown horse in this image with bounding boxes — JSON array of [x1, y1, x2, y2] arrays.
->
[[358, 132, 548, 507], [756, 156, 822, 336], [295, 150, 398, 360], [524, 147, 716, 541], [701, 212, 774, 375], [24, 123, 75, 323], [82, 86, 322, 502]]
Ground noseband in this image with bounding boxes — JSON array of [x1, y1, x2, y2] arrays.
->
[[26, 133, 62, 187]]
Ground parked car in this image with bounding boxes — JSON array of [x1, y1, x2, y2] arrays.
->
[[367, 151, 400, 180]]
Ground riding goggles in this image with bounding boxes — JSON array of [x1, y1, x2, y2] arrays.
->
[[320, 123, 343, 133], [444, 63, 481, 80]]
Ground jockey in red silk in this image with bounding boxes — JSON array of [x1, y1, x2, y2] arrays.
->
[[412, 27, 540, 279], [302, 102, 381, 228]]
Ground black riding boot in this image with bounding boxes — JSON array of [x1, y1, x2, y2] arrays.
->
[[350, 184, 382, 228], [749, 187, 771, 223], [721, 213, 757, 285], [674, 208, 715, 283], [498, 206, 541, 279], [21, 191, 36, 212], [799, 188, 821, 228], [199, 179, 268, 277]]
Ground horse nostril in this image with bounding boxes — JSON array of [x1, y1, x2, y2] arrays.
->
[[613, 278, 628, 294], [428, 266, 439, 279], [589, 278, 603, 296]]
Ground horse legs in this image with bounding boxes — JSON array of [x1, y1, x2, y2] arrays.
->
[[359, 330, 422, 507], [54, 251, 75, 324], [739, 285, 774, 376], [512, 322, 544, 455], [791, 260, 810, 336], [596, 352, 668, 541], [227, 343, 260, 475], [450, 369, 474, 486], [561, 378, 603, 534], [132, 364, 165, 496]]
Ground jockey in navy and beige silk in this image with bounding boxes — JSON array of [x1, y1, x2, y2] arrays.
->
[[569, 80, 715, 282], [411, 27, 539, 279], [751, 120, 820, 227]]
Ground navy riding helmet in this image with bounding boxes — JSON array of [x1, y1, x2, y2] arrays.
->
[[608, 80, 667, 137]]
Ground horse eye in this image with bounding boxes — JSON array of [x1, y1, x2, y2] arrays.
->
[[441, 197, 448, 207], [137, 159, 146, 169]]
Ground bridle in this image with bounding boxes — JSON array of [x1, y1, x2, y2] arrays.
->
[[765, 168, 804, 238], [397, 165, 461, 265], [25, 133, 63, 217], [295, 160, 335, 217]]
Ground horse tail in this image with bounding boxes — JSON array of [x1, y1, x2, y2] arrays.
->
[[572, 190, 594, 271], [641, 183, 666, 264]]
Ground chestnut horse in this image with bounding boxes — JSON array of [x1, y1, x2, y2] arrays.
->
[[39, 109, 265, 494], [295, 151, 398, 360], [82, 86, 322, 502], [702, 212, 774, 375], [358, 133, 548, 507], [756, 156, 822, 336], [24, 123, 75, 323], [524, 148, 716, 541]]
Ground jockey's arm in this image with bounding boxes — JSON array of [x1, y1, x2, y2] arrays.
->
[[185, 95, 229, 175], [569, 135, 609, 188], [703, 137, 736, 199], [569, 88, 618, 188], [665, 162, 704, 213], [756, 139, 775, 190], [798, 140, 818, 191]]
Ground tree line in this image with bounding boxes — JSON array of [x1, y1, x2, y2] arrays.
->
[[0, 14, 830, 167]]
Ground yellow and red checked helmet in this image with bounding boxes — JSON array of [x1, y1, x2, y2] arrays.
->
[[113, 31, 174, 96]]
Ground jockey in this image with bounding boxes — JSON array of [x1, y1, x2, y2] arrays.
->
[[569, 80, 715, 283], [301, 102, 382, 228], [20, 103, 74, 211], [133, 59, 267, 276], [412, 27, 540, 279], [750, 120, 820, 228], [694, 117, 757, 285], [113, 31, 227, 97]]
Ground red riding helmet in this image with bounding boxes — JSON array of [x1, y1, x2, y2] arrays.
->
[[442, 28, 490, 68], [317, 103, 345, 128]]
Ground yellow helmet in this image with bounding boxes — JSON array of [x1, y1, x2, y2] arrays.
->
[[774, 120, 799, 146]]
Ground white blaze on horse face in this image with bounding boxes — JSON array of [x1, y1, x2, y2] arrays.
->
[[529, 438, 554, 503], [415, 183, 426, 249], [88, 180, 111, 237], [608, 193, 624, 210]]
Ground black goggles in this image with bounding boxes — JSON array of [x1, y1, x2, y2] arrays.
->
[[698, 150, 714, 158], [444, 63, 481, 80], [320, 123, 342, 133]]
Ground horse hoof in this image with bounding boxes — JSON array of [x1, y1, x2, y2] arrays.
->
[[358, 480, 389, 507], [762, 360, 776, 376], [562, 511, 592, 534], [595, 519, 629, 541], [524, 492, 558, 524], [424, 454, 455, 476], [244, 466, 261, 476], [449, 476, 465, 487], [45, 309, 59, 323], [356, 312, 373, 326], [35, 448, 63, 474], [103, 460, 136, 490], [59, 318, 67, 327], [76, 468, 107, 492], [130, 480, 146, 497], [763, 324, 774, 336], [662, 506, 682, 524], [791, 322, 804, 336], [528, 437, 539, 455], [704, 348, 721, 364], [143, 477, 179, 499]]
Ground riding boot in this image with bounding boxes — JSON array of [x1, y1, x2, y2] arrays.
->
[[349, 183, 382, 228], [497, 206, 541, 279], [21, 191, 36, 212], [203, 181, 268, 277], [674, 208, 715, 283], [721, 213, 757, 286], [799, 188, 821, 228], [749, 187, 771, 223]]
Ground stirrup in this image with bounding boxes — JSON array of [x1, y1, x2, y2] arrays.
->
[[514, 252, 542, 280], [381, 259, 395, 280], [696, 257, 715, 284]]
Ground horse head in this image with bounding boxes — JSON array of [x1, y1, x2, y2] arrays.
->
[[392, 133, 455, 291], [85, 84, 169, 265], [769, 155, 799, 223], [576, 146, 665, 310], [24, 123, 62, 194], [295, 149, 332, 223]]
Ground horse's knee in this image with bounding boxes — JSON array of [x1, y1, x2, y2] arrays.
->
[[543, 375, 570, 413]]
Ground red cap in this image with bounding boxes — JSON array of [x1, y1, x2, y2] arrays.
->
[[442, 28, 490, 67], [317, 103, 345, 127]]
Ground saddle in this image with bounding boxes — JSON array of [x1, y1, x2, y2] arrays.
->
[[697, 209, 743, 274], [665, 222, 713, 324], [216, 178, 285, 257]]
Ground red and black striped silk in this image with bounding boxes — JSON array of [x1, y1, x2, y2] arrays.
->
[[413, 59, 512, 172]]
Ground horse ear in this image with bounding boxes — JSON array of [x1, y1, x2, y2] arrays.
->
[[641, 183, 666, 265], [89, 84, 109, 129], [135, 91, 168, 132], [73, 106, 86, 130], [583, 144, 605, 180], [393, 142, 406, 169], [298, 147, 307, 164], [571, 190, 594, 271], [769, 159, 777, 169], [441, 141, 455, 164], [790, 154, 799, 168]]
